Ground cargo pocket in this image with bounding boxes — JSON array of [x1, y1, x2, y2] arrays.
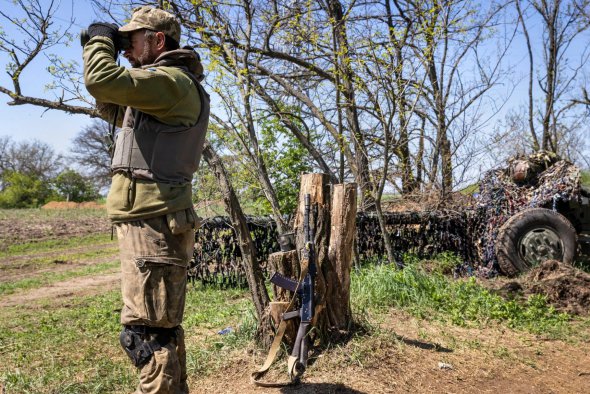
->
[[138, 217, 168, 254], [166, 207, 200, 235], [137, 261, 187, 326]]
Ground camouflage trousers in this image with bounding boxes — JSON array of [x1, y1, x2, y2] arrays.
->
[[115, 210, 196, 394]]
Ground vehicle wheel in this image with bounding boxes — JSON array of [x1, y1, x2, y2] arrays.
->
[[495, 208, 577, 276]]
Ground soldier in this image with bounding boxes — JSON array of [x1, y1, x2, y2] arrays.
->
[[82, 6, 209, 393]]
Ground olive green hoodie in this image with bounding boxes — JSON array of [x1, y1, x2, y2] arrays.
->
[[83, 36, 205, 222]]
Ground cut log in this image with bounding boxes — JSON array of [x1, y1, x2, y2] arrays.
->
[[267, 250, 299, 300], [275, 174, 357, 345], [295, 174, 331, 336], [327, 183, 357, 329]]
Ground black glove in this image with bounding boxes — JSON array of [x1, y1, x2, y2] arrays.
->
[[87, 22, 121, 50]]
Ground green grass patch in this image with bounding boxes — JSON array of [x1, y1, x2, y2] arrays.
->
[[351, 263, 570, 337], [0, 245, 118, 273], [0, 234, 114, 257], [0, 285, 254, 393], [0, 260, 119, 296], [35, 246, 116, 264], [0, 290, 133, 394], [0, 208, 106, 221], [581, 170, 590, 187]]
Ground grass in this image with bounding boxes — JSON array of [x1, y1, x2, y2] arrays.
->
[[2, 244, 118, 269], [0, 285, 255, 394], [351, 261, 571, 338], [0, 260, 119, 296], [0, 256, 584, 392], [0, 234, 115, 257], [0, 290, 132, 393], [0, 208, 106, 221]]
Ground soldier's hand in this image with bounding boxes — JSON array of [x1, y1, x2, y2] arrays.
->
[[87, 22, 120, 48]]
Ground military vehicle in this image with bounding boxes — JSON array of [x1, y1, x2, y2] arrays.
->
[[488, 154, 590, 276]]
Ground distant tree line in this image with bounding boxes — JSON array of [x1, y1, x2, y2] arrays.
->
[[0, 136, 100, 208]]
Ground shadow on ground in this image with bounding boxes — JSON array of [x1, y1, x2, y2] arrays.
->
[[394, 334, 453, 353], [280, 383, 367, 393]]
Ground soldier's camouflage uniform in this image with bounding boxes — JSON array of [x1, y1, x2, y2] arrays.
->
[[83, 6, 209, 393]]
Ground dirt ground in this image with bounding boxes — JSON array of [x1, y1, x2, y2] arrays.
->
[[0, 211, 111, 248], [485, 260, 590, 316], [192, 309, 590, 394], [2, 212, 590, 393], [2, 256, 588, 393]]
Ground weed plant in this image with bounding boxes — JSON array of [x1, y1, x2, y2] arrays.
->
[[351, 261, 570, 337]]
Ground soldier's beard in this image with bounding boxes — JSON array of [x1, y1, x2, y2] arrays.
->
[[131, 37, 158, 68]]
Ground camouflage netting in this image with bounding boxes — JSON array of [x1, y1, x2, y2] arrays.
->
[[189, 152, 582, 287], [473, 151, 581, 276], [189, 216, 280, 288], [355, 211, 477, 265], [189, 211, 478, 287]]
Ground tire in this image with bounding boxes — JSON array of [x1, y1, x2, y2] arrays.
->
[[495, 208, 577, 277]]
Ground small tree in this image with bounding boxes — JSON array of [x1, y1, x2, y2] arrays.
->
[[70, 120, 112, 189], [0, 137, 64, 185], [53, 169, 100, 202], [0, 171, 53, 208]]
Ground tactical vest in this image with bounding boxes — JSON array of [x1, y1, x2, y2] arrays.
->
[[110, 71, 210, 184]]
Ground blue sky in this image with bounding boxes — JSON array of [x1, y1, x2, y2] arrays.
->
[[0, 0, 114, 155], [0, 0, 588, 171]]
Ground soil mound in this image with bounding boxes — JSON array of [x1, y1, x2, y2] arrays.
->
[[42, 201, 105, 209], [525, 260, 590, 315]]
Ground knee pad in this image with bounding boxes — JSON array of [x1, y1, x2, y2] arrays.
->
[[119, 325, 178, 368]]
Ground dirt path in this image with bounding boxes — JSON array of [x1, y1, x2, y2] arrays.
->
[[0, 243, 118, 283], [0, 271, 120, 308]]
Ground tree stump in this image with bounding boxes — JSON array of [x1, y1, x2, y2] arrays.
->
[[269, 173, 357, 349], [327, 183, 357, 330], [267, 250, 299, 343], [294, 174, 332, 336], [290, 174, 357, 340]]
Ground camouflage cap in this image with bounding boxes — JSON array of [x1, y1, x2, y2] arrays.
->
[[119, 6, 180, 43]]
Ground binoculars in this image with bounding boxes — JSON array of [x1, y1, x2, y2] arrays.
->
[[80, 29, 130, 51]]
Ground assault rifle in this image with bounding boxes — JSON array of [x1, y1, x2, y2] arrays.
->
[[251, 193, 316, 385], [269, 193, 316, 381]]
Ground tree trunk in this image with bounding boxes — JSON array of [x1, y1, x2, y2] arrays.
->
[[294, 174, 356, 340], [440, 134, 453, 196], [267, 250, 299, 343], [294, 174, 331, 339], [327, 0, 374, 211], [375, 197, 397, 266], [326, 183, 357, 330], [201, 141, 273, 347]]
